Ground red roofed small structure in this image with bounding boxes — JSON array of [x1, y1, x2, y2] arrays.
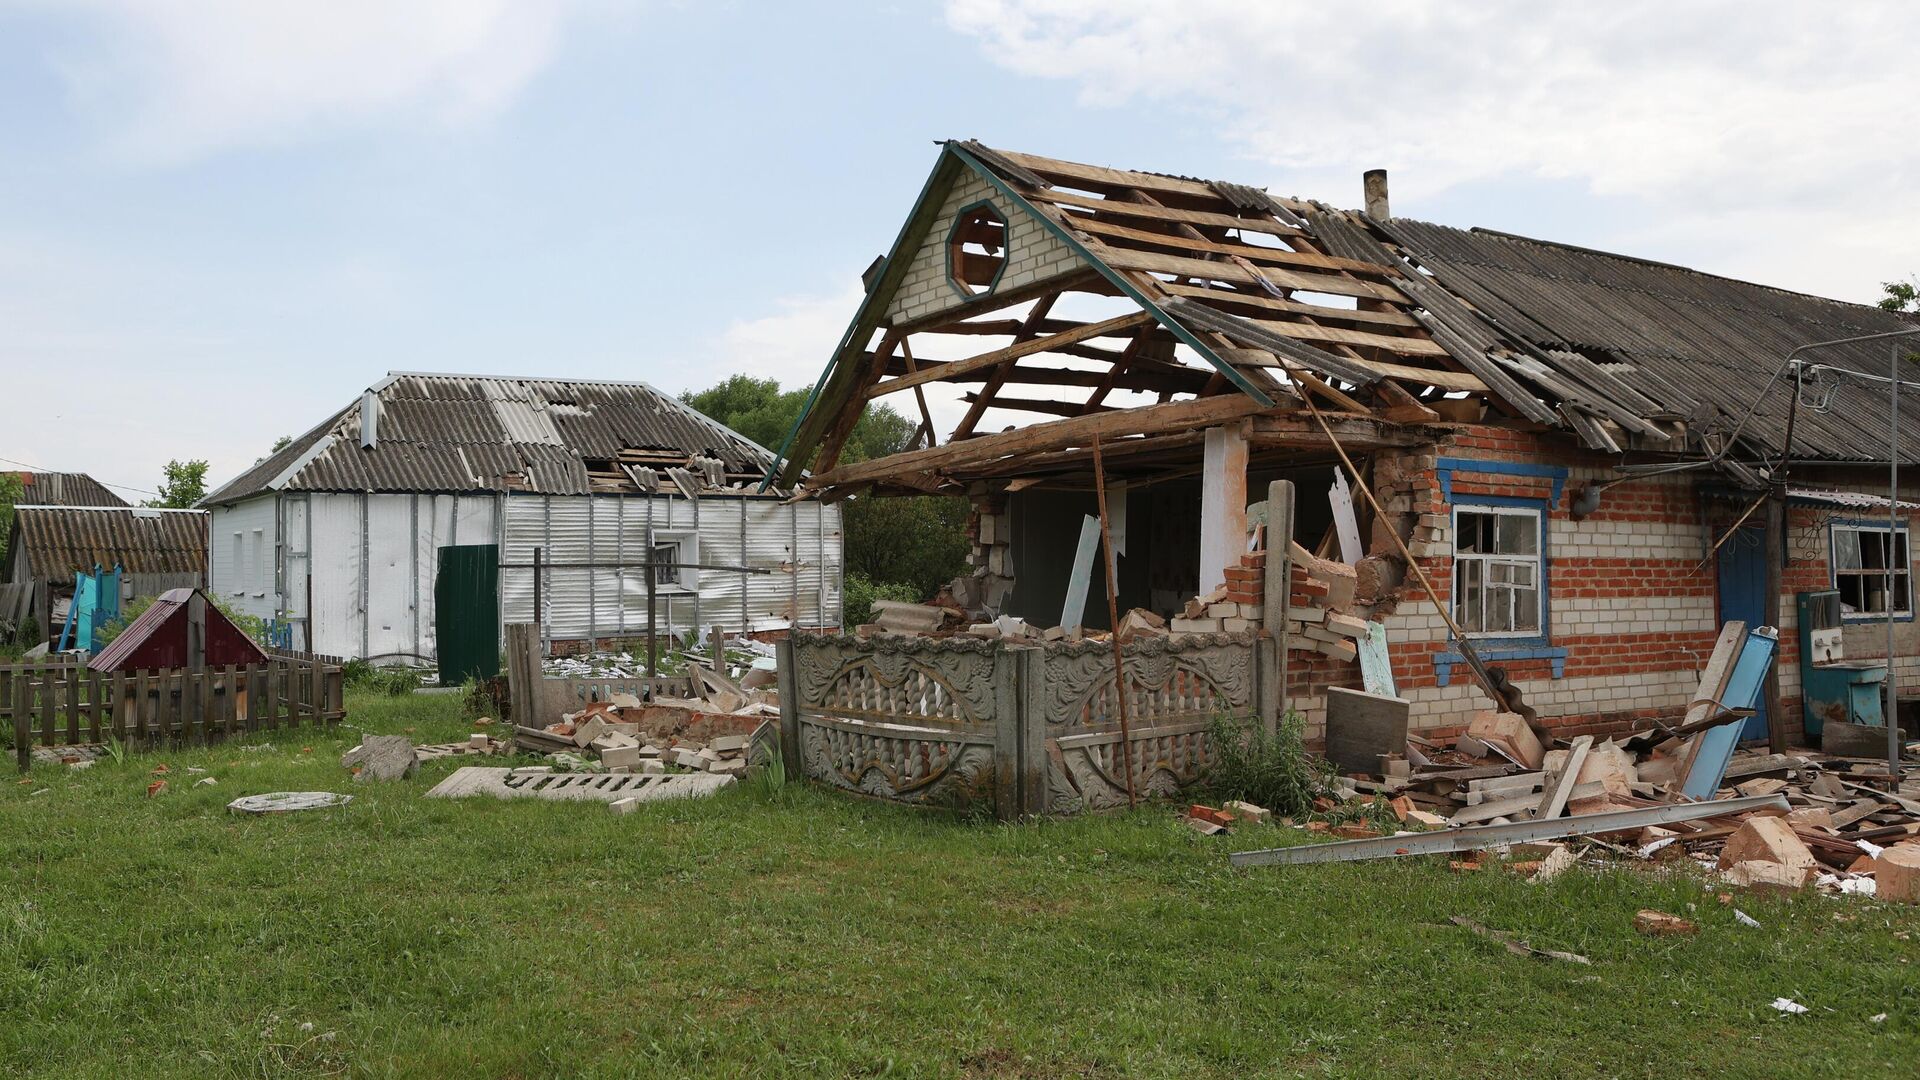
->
[[89, 587, 266, 672]]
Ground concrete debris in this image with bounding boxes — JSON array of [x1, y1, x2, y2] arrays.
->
[[227, 791, 354, 814], [425, 766, 733, 805], [341, 736, 418, 782]]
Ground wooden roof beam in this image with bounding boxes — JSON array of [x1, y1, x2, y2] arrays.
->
[[869, 309, 1154, 399], [808, 393, 1273, 490]]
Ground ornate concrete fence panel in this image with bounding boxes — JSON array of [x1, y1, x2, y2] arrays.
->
[[780, 633, 1018, 815], [781, 630, 1268, 820], [1037, 632, 1257, 814]]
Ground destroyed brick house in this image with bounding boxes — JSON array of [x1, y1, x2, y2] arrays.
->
[[772, 140, 1920, 759], [201, 373, 843, 662]]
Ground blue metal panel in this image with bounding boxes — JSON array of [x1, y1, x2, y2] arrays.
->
[[1681, 628, 1779, 799]]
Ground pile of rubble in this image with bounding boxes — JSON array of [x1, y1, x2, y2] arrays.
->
[[1294, 698, 1920, 900], [512, 654, 777, 777]]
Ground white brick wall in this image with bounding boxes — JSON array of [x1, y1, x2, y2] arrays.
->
[[884, 172, 1088, 324]]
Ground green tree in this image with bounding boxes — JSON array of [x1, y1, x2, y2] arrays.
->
[[0, 471, 22, 546], [1879, 278, 1919, 314], [683, 376, 969, 607], [146, 459, 209, 509]]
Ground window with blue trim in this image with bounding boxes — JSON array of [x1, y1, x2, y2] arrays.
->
[[1831, 521, 1911, 618], [1452, 504, 1544, 637]]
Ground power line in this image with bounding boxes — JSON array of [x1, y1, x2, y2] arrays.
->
[[0, 455, 162, 498]]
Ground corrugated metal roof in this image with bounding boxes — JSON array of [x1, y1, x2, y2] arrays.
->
[[203, 372, 785, 503], [2, 472, 129, 507], [1786, 486, 1920, 511], [1385, 221, 1920, 463], [6, 506, 208, 577]]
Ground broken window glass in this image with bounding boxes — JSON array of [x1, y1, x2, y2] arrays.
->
[[1453, 507, 1544, 636], [1833, 524, 1910, 616]]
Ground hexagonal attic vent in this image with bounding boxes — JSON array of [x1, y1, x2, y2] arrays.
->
[[947, 201, 1008, 297]]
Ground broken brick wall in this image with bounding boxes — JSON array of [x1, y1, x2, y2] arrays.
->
[[1284, 424, 1920, 748]]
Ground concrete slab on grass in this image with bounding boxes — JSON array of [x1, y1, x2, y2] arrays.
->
[[424, 766, 734, 804]]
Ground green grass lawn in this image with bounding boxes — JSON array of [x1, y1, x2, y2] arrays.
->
[[2, 689, 1917, 1079]]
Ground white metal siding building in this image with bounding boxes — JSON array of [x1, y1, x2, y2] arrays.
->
[[201, 373, 843, 661]]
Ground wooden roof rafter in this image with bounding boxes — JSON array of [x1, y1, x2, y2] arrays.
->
[[769, 140, 1684, 492]]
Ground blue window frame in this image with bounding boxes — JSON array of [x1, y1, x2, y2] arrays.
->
[[1829, 518, 1913, 621], [1434, 492, 1566, 685]]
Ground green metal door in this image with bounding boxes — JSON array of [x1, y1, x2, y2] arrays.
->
[[436, 544, 500, 686]]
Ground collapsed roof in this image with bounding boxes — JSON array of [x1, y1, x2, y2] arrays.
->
[[203, 372, 789, 505], [777, 141, 1920, 495]]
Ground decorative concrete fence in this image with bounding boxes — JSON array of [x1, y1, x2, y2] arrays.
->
[[777, 630, 1275, 819]]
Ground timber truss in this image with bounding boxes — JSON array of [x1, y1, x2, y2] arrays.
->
[[776, 142, 1691, 498]]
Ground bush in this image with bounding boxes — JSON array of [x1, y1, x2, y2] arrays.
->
[[842, 572, 922, 630], [97, 594, 264, 646], [1205, 710, 1332, 819]]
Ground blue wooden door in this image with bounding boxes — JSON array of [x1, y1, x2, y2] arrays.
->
[[1715, 528, 1771, 740]]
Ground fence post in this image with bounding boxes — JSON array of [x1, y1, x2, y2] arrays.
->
[[38, 670, 54, 749], [504, 623, 540, 728], [111, 671, 127, 743], [991, 643, 1022, 823], [776, 636, 801, 783], [1016, 646, 1049, 818], [13, 673, 28, 773]]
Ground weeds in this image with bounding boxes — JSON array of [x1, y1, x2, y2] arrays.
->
[[1205, 710, 1331, 819]]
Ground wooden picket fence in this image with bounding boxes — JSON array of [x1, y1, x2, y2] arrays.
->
[[1, 648, 345, 770]]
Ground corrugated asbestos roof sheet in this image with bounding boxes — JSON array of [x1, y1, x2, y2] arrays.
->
[[2, 472, 129, 508], [203, 373, 783, 503], [7, 506, 208, 576], [1384, 221, 1920, 462]]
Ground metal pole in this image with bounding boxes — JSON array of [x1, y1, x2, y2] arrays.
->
[[1892, 342, 1903, 784], [532, 546, 544, 654], [645, 538, 658, 679]]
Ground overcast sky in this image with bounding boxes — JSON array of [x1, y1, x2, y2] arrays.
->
[[3, 1, 1916, 500]]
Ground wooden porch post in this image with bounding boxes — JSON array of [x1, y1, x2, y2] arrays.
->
[[1198, 420, 1251, 596]]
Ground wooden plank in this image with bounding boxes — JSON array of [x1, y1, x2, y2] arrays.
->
[[12, 672, 28, 772], [997, 148, 1225, 200], [1102, 248, 1406, 304], [38, 670, 55, 747], [1064, 213, 1401, 278], [1033, 186, 1305, 237], [244, 664, 261, 734], [1669, 623, 1747, 792], [870, 311, 1153, 399], [219, 664, 238, 739], [1323, 686, 1410, 775], [133, 669, 149, 744], [86, 668, 102, 744], [810, 393, 1271, 489], [1535, 735, 1593, 821], [1209, 315, 1450, 358], [63, 666, 79, 745], [110, 671, 127, 743], [1158, 282, 1422, 329]]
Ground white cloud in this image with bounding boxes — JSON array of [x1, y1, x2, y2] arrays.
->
[[31, 0, 626, 162], [712, 284, 865, 392], [946, 0, 1920, 300]]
